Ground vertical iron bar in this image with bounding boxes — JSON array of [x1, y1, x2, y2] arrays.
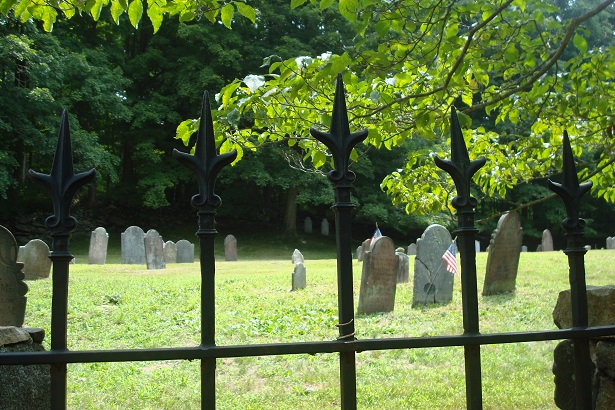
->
[[310, 74, 368, 410], [173, 91, 236, 410], [434, 107, 486, 410], [28, 110, 95, 410], [548, 131, 593, 410]]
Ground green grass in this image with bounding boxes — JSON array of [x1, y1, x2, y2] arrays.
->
[[22, 250, 615, 409]]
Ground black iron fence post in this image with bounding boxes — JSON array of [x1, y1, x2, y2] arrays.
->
[[28, 111, 95, 409], [434, 107, 486, 409], [173, 91, 237, 410], [311, 74, 368, 410], [548, 131, 593, 409]]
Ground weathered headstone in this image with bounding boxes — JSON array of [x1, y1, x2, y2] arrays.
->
[[482, 211, 523, 295], [542, 229, 554, 251], [357, 246, 363, 261], [292, 249, 304, 264], [88, 227, 108, 265], [176, 240, 194, 263], [407, 243, 417, 255], [359, 238, 371, 261], [412, 224, 454, 307], [224, 235, 238, 261], [357, 236, 397, 314], [304, 217, 313, 234], [475, 240, 481, 253], [521, 245, 528, 252], [164, 241, 177, 264], [395, 250, 409, 284], [321, 218, 329, 236], [144, 229, 165, 270], [18, 239, 51, 280], [537, 244, 543, 252], [0, 225, 28, 326], [607, 237, 615, 249], [121, 226, 146, 264], [291, 262, 306, 291]]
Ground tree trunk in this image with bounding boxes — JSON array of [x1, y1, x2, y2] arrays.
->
[[284, 187, 298, 236]]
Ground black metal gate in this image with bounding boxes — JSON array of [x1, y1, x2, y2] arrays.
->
[[2, 74, 615, 409]]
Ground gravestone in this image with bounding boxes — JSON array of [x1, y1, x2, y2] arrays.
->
[[537, 244, 543, 252], [164, 241, 177, 264], [121, 226, 146, 264], [144, 229, 165, 270], [88, 227, 108, 265], [357, 236, 397, 314], [359, 238, 371, 262], [0, 225, 28, 326], [176, 240, 194, 263], [291, 262, 306, 291], [224, 235, 238, 261], [521, 245, 528, 252], [412, 224, 454, 307], [357, 246, 362, 261], [542, 229, 554, 251], [292, 249, 304, 264], [395, 250, 409, 284], [321, 218, 329, 236], [407, 243, 417, 255], [607, 237, 615, 249], [475, 240, 481, 253], [18, 239, 51, 280], [482, 211, 523, 295], [304, 217, 313, 234]]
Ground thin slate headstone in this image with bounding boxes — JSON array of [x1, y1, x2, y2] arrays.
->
[[321, 218, 329, 236], [395, 250, 409, 284], [359, 238, 371, 261], [224, 235, 238, 261], [304, 217, 313, 234], [144, 229, 165, 270], [357, 246, 363, 261], [164, 241, 177, 264], [475, 240, 481, 253], [412, 224, 454, 307], [357, 236, 397, 314], [482, 211, 523, 295], [291, 262, 307, 291], [292, 249, 304, 264], [176, 240, 194, 263], [88, 227, 108, 265], [19, 239, 51, 280], [542, 229, 554, 251], [407, 243, 417, 255], [121, 226, 146, 264], [0, 225, 28, 326]]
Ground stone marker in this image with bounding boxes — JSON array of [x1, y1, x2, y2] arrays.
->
[[304, 217, 313, 234], [291, 262, 307, 291], [144, 229, 165, 270], [521, 245, 528, 252], [607, 237, 615, 249], [164, 241, 177, 264], [542, 228, 554, 251], [224, 234, 238, 261], [0, 225, 28, 326], [176, 240, 195, 263], [358, 238, 370, 262], [475, 240, 481, 253], [357, 236, 397, 314], [88, 227, 108, 265], [292, 249, 304, 264], [412, 224, 454, 307], [18, 239, 51, 280], [321, 218, 329, 236], [121, 226, 146, 264], [356, 246, 362, 261], [407, 243, 417, 255], [482, 212, 523, 295], [536, 244, 542, 252], [395, 250, 409, 284]]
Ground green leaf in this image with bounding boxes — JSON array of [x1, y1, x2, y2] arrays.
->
[[312, 150, 326, 168], [179, 10, 195, 23], [290, 0, 308, 9], [176, 119, 198, 145], [128, 0, 143, 28], [504, 45, 518, 63], [339, 0, 358, 22], [573, 33, 587, 54], [110, 0, 125, 24], [234, 2, 255, 23], [320, 0, 333, 10], [147, 1, 163, 33], [90, 0, 103, 20], [0, 0, 18, 15], [221, 3, 234, 28]]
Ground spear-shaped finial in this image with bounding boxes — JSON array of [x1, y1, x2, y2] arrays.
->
[[28, 110, 96, 233], [173, 91, 237, 210]]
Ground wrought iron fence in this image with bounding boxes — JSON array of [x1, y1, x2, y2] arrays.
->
[[2, 73, 615, 410]]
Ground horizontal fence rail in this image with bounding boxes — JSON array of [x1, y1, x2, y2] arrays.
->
[[3, 73, 615, 410]]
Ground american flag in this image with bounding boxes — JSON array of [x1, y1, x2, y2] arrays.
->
[[370, 226, 382, 246], [442, 242, 458, 274]]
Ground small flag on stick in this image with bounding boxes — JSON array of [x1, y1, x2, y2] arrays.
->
[[370, 224, 382, 246], [442, 241, 458, 274]]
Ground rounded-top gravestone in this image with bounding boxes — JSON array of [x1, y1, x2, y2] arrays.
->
[[121, 226, 146, 264], [357, 236, 397, 314], [88, 227, 109, 265], [0, 225, 28, 326], [482, 211, 523, 295], [18, 239, 51, 280], [144, 229, 165, 270]]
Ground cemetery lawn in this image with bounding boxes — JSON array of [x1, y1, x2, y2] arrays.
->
[[23, 250, 615, 409]]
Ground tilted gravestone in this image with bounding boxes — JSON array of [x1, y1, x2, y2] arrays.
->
[[144, 229, 165, 270], [0, 225, 28, 326], [164, 241, 177, 264], [358, 238, 371, 262], [482, 211, 523, 295], [18, 239, 51, 280], [395, 250, 409, 284], [412, 224, 454, 307], [304, 217, 313, 234], [121, 226, 146, 264], [88, 227, 108, 265], [407, 243, 417, 255], [357, 236, 397, 314], [224, 235, 238, 261], [291, 262, 306, 291], [542, 229, 554, 251], [321, 218, 329, 236], [176, 240, 194, 263], [292, 249, 304, 264]]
